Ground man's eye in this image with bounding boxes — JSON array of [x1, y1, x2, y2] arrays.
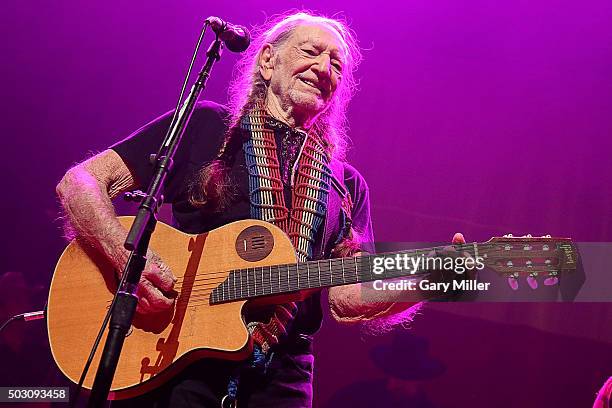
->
[[301, 48, 318, 56], [332, 62, 343, 72]]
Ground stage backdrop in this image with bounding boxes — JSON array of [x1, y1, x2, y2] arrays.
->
[[1, 1, 611, 407]]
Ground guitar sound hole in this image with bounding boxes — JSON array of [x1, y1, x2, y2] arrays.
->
[[236, 225, 274, 262]]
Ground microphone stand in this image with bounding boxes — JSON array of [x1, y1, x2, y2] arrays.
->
[[87, 35, 223, 407]]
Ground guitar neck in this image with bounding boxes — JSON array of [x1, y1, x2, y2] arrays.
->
[[210, 243, 486, 304]]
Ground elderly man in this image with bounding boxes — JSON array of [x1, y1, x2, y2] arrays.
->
[[57, 11, 456, 407]]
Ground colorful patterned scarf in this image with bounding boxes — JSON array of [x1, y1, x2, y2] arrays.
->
[[240, 104, 332, 352]]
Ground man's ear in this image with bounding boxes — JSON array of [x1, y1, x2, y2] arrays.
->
[[258, 44, 275, 81]]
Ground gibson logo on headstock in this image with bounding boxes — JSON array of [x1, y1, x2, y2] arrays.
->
[[559, 244, 575, 265]]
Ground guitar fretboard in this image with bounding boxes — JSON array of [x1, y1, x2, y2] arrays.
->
[[209, 245, 485, 304]]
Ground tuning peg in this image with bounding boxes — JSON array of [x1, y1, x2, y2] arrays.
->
[[544, 272, 559, 286], [507, 273, 519, 290], [526, 273, 538, 289]]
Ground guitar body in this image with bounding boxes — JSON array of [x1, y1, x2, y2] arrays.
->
[[47, 217, 298, 399]]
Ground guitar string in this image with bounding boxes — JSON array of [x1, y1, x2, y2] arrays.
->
[[162, 259, 559, 292], [107, 262, 561, 307], [115, 267, 563, 308], [169, 241, 560, 282], [107, 243, 560, 305], [169, 250, 553, 285], [163, 244, 556, 286], [163, 242, 498, 283], [104, 242, 564, 308], [123, 266, 564, 310], [146, 264, 563, 308]]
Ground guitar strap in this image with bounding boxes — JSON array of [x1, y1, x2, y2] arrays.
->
[[224, 107, 354, 406], [240, 104, 332, 352]]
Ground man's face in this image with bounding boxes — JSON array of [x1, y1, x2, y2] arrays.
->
[[266, 23, 347, 121]]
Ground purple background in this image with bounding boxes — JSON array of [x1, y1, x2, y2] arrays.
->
[[1, 1, 611, 407]]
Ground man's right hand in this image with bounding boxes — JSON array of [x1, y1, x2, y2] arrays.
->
[[132, 251, 178, 315], [56, 150, 178, 315]]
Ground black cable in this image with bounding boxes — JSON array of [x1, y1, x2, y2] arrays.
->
[[0, 310, 45, 335], [0, 315, 21, 334]]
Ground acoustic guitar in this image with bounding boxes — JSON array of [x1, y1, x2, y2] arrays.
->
[[46, 217, 577, 399]]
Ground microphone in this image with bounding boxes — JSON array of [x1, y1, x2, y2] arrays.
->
[[205, 16, 250, 53]]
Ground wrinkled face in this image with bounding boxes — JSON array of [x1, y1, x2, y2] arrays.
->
[[262, 23, 347, 121]]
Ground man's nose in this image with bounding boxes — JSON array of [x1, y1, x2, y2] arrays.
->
[[312, 53, 332, 77]]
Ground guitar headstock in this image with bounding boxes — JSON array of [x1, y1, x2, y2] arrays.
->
[[481, 234, 578, 290]]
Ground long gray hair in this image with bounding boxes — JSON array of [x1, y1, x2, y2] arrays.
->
[[189, 11, 362, 209]]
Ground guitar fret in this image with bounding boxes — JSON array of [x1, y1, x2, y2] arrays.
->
[[341, 258, 346, 283], [329, 259, 333, 285], [317, 261, 322, 287], [255, 268, 260, 296], [263, 266, 268, 295], [228, 272, 231, 300], [240, 270, 243, 299], [254, 267, 258, 295], [246, 268, 251, 297], [412, 250, 420, 275], [232, 271, 236, 300], [297, 264, 300, 289], [354, 257, 359, 283], [228, 279, 232, 299], [227, 273, 230, 301], [268, 266, 272, 295], [299, 264, 308, 289], [260, 267, 265, 295], [307, 263, 311, 288]]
